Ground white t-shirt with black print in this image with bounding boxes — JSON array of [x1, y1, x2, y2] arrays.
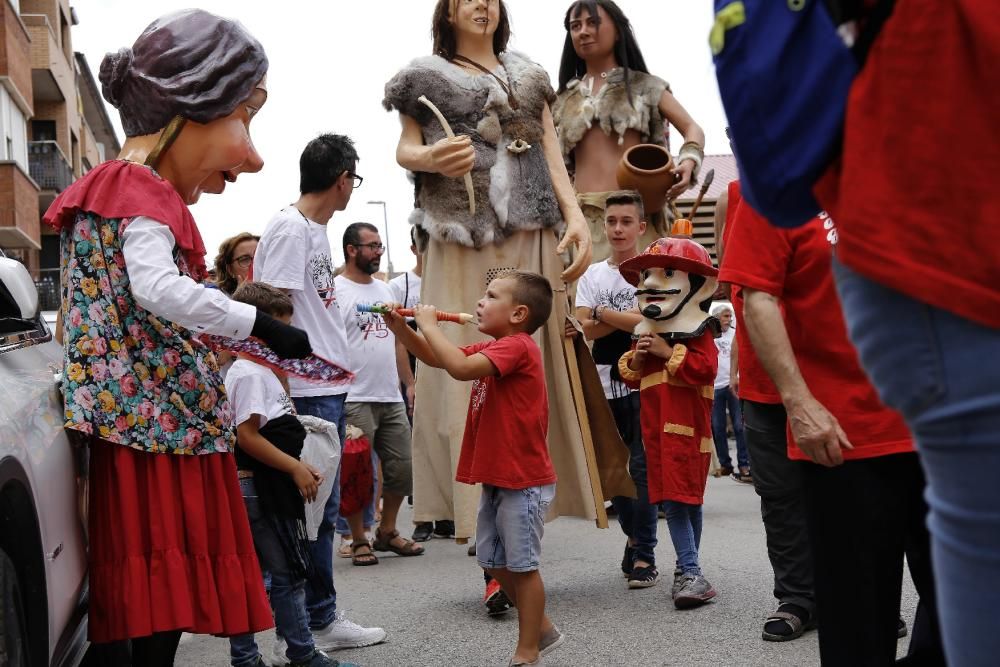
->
[[254, 207, 352, 398], [334, 275, 403, 403], [575, 260, 638, 399]]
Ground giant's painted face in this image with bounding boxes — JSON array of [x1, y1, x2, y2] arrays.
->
[[636, 266, 693, 322]]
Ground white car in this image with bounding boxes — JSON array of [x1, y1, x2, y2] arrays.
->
[[0, 256, 88, 666]]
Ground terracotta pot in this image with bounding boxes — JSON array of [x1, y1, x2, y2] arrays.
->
[[616, 144, 675, 214]]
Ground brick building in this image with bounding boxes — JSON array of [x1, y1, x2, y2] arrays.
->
[[0, 0, 120, 307]]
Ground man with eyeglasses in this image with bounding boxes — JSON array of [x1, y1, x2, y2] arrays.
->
[[334, 222, 423, 565], [254, 134, 386, 660]]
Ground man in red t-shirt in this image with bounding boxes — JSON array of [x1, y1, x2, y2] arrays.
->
[[717, 181, 815, 643], [384, 270, 563, 666], [720, 202, 944, 665], [815, 4, 1000, 664]]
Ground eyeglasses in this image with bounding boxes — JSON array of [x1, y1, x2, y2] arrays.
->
[[232, 254, 254, 267], [347, 172, 363, 189], [350, 242, 385, 253]]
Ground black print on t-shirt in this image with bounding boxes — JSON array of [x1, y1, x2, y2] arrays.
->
[[310, 253, 337, 308], [353, 309, 389, 340], [597, 287, 637, 312], [277, 392, 295, 415]]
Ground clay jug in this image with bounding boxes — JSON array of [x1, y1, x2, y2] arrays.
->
[[670, 218, 694, 238], [616, 144, 675, 214]]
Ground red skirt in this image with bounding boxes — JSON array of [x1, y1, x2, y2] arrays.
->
[[88, 439, 274, 642]]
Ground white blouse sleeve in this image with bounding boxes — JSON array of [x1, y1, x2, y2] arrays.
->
[[121, 216, 256, 338]]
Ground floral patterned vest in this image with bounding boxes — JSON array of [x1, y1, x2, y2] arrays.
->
[[61, 211, 233, 454]]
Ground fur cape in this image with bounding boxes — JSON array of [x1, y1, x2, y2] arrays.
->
[[552, 68, 670, 158], [383, 52, 563, 249]]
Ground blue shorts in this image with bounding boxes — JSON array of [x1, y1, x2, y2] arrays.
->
[[477, 483, 556, 573]]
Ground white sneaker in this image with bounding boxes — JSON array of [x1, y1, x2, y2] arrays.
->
[[311, 611, 387, 651], [269, 635, 288, 666]]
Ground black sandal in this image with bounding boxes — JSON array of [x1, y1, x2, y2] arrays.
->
[[762, 604, 815, 642], [351, 540, 379, 566]]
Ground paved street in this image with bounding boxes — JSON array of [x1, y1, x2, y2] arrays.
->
[[175, 468, 919, 666]]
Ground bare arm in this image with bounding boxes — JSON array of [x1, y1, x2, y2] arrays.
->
[[660, 91, 706, 200], [382, 308, 442, 369], [414, 306, 496, 382], [714, 189, 729, 265], [541, 103, 592, 282], [395, 113, 476, 177], [574, 305, 643, 341], [396, 336, 416, 414], [743, 288, 853, 466]]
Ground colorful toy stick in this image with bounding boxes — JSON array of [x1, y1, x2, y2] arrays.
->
[[357, 303, 475, 325]]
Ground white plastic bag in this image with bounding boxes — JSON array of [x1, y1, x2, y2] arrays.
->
[[297, 414, 341, 540]]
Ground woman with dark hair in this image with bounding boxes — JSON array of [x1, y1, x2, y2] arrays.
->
[[384, 0, 614, 648], [215, 232, 260, 295], [552, 0, 705, 261], [43, 10, 314, 666]]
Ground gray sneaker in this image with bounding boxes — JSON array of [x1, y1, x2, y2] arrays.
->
[[673, 573, 717, 609], [670, 567, 684, 597], [539, 624, 565, 657]]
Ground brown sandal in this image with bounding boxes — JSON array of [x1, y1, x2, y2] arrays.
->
[[373, 528, 425, 556], [351, 540, 379, 566]]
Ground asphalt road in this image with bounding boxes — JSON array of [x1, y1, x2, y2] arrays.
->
[[174, 466, 919, 667]]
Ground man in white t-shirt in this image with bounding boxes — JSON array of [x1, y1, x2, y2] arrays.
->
[[710, 303, 751, 482], [254, 134, 384, 655], [574, 192, 661, 590], [336, 222, 424, 562]]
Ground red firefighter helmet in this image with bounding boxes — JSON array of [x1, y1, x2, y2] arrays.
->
[[619, 237, 719, 286]]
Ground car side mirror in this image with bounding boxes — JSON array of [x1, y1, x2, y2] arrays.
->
[[0, 257, 39, 318]]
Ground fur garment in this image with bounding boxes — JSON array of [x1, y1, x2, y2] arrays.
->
[[383, 52, 563, 249], [552, 68, 670, 158]]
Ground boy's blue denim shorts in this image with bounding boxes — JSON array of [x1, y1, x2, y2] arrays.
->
[[477, 483, 556, 573]]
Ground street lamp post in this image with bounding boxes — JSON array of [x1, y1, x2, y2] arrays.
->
[[367, 200, 393, 276]]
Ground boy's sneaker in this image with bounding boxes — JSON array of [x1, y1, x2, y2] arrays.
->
[[411, 522, 433, 542], [311, 611, 387, 651], [484, 578, 514, 616], [673, 573, 717, 609], [620, 541, 634, 577], [538, 624, 565, 657], [627, 564, 659, 589], [433, 520, 456, 538], [289, 650, 358, 667]]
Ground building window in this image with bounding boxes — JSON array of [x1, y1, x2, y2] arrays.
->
[[32, 120, 57, 142]]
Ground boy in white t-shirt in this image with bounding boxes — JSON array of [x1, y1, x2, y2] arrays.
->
[[225, 282, 353, 667], [574, 191, 661, 590]]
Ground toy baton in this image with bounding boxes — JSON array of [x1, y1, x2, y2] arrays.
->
[[357, 303, 475, 325]]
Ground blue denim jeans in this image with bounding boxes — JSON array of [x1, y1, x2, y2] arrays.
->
[[229, 479, 316, 666], [662, 501, 703, 575], [292, 393, 346, 630], [833, 260, 1000, 667], [712, 386, 749, 469], [608, 391, 660, 566]]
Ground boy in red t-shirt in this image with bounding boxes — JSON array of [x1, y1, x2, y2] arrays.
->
[[384, 270, 562, 667]]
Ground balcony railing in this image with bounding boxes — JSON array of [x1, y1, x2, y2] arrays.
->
[[28, 141, 73, 192]]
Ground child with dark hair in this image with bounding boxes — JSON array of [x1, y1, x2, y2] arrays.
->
[[226, 282, 354, 667], [384, 270, 563, 666]]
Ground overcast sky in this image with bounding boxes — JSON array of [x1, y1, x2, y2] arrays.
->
[[73, 1, 729, 272]]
